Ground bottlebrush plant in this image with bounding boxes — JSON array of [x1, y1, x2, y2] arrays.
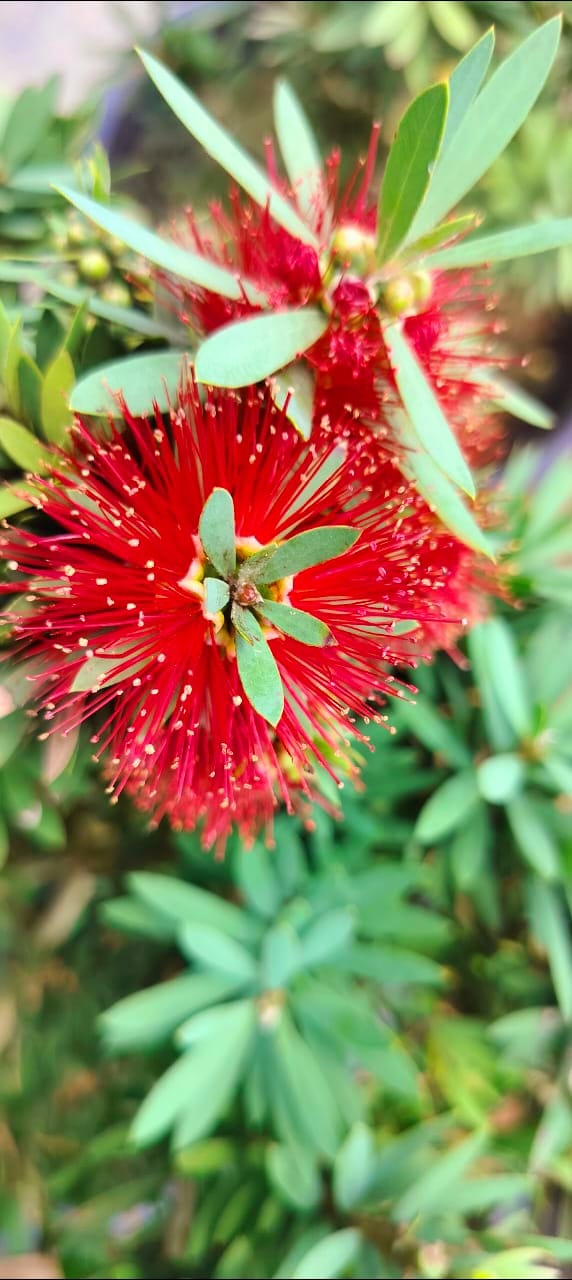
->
[[1, 14, 572, 1280]]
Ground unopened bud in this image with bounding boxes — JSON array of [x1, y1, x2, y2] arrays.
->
[[79, 248, 111, 284], [383, 275, 416, 316]]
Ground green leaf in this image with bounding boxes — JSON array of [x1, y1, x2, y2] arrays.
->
[[404, 212, 479, 262], [204, 577, 230, 614], [290, 1229, 361, 1280], [396, 692, 471, 768], [2, 81, 56, 176], [41, 348, 75, 444], [235, 608, 284, 727], [301, 909, 355, 968], [38, 276, 173, 340], [267, 1143, 321, 1212], [477, 753, 524, 805], [70, 350, 185, 417], [261, 924, 303, 988], [472, 370, 554, 430], [100, 972, 242, 1049], [195, 308, 328, 388], [0, 480, 42, 518], [440, 28, 495, 154], [256, 600, 330, 647], [272, 1012, 343, 1158], [130, 999, 255, 1147], [377, 82, 449, 264], [178, 922, 257, 983], [128, 871, 261, 945], [272, 363, 315, 440], [394, 1129, 488, 1221], [0, 417, 52, 473], [409, 17, 561, 240], [273, 81, 322, 224], [235, 840, 284, 919], [18, 354, 43, 432], [138, 49, 318, 249], [430, 217, 572, 270], [449, 803, 491, 894], [247, 526, 358, 585], [337, 943, 443, 986], [333, 1124, 378, 1212], [56, 186, 266, 303], [527, 881, 572, 1021], [471, 619, 532, 740], [507, 794, 560, 881], [415, 769, 479, 843], [384, 324, 475, 496], [427, 0, 479, 53], [198, 488, 236, 579]]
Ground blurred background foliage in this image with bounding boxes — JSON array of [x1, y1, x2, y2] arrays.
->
[[1, 3, 572, 1278]]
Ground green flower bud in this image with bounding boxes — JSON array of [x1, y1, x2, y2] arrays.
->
[[79, 248, 111, 284], [411, 269, 433, 306], [383, 276, 416, 316], [100, 281, 132, 309]]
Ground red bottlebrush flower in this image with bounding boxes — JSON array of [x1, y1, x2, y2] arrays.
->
[[1, 378, 479, 852], [159, 129, 503, 463]]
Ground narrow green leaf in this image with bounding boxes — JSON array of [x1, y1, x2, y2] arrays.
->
[[384, 324, 475, 496], [129, 871, 261, 945], [256, 599, 330, 647], [396, 692, 470, 768], [0, 480, 41, 518], [100, 972, 242, 1050], [377, 82, 449, 264], [247, 526, 358, 585], [527, 881, 572, 1021], [204, 577, 230, 614], [403, 212, 479, 262], [440, 28, 495, 153], [70, 647, 149, 694], [18, 354, 43, 432], [272, 362, 315, 440], [235, 608, 284, 727], [415, 769, 480, 843], [427, 0, 480, 54], [56, 185, 267, 303], [471, 370, 555, 430], [409, 17, 561, 240], [70, 350, 184, 418], [301, 909, 355, 968], [337, 943, 443, 986], [199, 488, 236, 579], [333, 1124, 378, 1212], [261, 924, 303, 988], [178, 922, 257, 982], [290, 1229, 361, 1280], [38, 276, 173, 340], [273, 80, 322, 223], [272, 1013, 343, 1158], [395, 411, 493, 556], [138, 49, 318, 248], [394, 1129, 488, 1221], [472, 619, 532, 739], [267, 1143, 321, 1213], [477, 753, 524, 805], [195, 308, 328, 388], [0, 417, 52, 473], [2, 81, 56, 176], [507, 795, 560, 881], [41, 348, 74, 444], [430, 217, 572, 270]]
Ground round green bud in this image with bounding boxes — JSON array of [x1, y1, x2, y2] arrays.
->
[[383, 276, 416, 316], [79, 248, 111, 284], [331, 223, 377, 275], [100, 281, 132, 308], [66, 215, 89, 247], [411, 269, 433, 306]]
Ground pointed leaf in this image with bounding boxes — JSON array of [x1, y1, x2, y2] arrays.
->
[[129, 871, 260, 945], [404, 212, 479, 262], [301, 909, 355, 968], [394, 1129, 488, 1221], [272, 362, 315, 440], [333, 1124, 378, 1212], [199, 488, 236, 578], [138, 49, 318, 249], [477, 753, 525, 805], [204, 577, 230, 614], [274, 80, 322, 223], [56, 185, 266, 303], [472, 618, 532, 739], [0, 417, 52, 473], [247, 526, 358, 584], [429, 217, 572, 270], [393, 409, 492, 557], [41, 348, 75, 443], [409, 17, 561, 239], [377, 82, 449, 264], [178, 922, 257, 982], [290, 1229, 361, 1280], [415, 769, 480, 843], [70, 350, 185, 417], [385, 323, 475, 496], [527, 882, 572, 1021], [472, 370, 554, 429], [440, 28, 495, 154], [256, 599, 330, 646], [507, 795, 560, 881], [0, 480, 41, 519], [100, 972, 242, 1050], [195, 308, 328, 388], [235, 607, 284, 727]]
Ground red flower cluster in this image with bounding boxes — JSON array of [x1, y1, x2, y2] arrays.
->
[[1, 378, 485, 851], [161, 131, 503, 464]]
